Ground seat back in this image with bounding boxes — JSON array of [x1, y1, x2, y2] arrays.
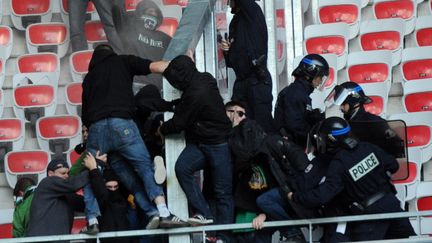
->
[[26, 23, 69, 58], [401, 47, 432, 84], [0, 118, 25, 152], [0, 26, 13, 60], [373, 0, 416, 34], [414, 16, 432, 47], [85, 21, 108, 49], [5, 150, 50, 188], [403, 80, 432, 112], [60, 0, 96, 25], [67, 149, 81, 167], [359, 82, 388, 117], [65, 82, 83, 116], [17, 53, 60, 74], [13, 84, 56, 124], [36, 115, 81, 156], [317, 0, 361, 39], [10, 0, 52, 30], [69, 50, 93, 82]]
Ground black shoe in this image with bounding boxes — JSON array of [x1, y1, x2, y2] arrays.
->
[[159, 214, 189, 228], [145, 215, 160, 229], [80, 223, 99, 235]]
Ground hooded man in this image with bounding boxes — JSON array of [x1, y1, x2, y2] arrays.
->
[[114, 0, 172, 90], [158, 55, 234, 242], [82, 44, 187, 228], [12, 177, 37, 238]]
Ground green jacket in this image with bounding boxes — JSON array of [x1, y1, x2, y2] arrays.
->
[[12, 186, 36, 237], [69, 152, 86, 176]]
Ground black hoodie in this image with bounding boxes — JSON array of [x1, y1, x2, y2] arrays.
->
[[81, 48, 152, 128], [160, 55, 232, 144]]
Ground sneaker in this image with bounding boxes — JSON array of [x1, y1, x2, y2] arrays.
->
[[187, 214, 214, 226], [80, 223, 99, 235], [154, 156, 166, 184], [145, 215, 160, 229], [159, 214, 189, 228]]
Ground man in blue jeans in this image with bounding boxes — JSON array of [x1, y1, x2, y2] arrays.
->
[[82, 44, 187, 229], [157, 55, 234, 242]]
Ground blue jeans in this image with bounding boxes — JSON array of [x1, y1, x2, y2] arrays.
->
[[256, 188, 291, 220], [68, 0, 124, 52], [83, 183, 101, 222], [87, 118, 162, 216], [175, 143, 234, 224]]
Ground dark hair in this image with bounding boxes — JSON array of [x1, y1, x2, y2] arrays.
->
[[225, 100, 247, 110], [94, 44, 114, 52], [13, 177, 36, 197]]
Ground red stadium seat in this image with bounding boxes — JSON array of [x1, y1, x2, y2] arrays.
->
[[157, 18, 179, 37], [125, 0, 142, 11], [69, 50, 93, 82], [317, 0, 361, 39], [36, 115, 81, 156], [392, 161, 419, 201], [415, 16, 432, 47], [401, 47, 432, 84], [359, 19, 405, 65], [411, 182, 432, 234], [373, 0, 416, 34], [0, 26, 13, 60], [359, 82, 388, 117], [0, 223, 12, 239], [276, 7, 286, 75], [17, 53, 59, 74], [304, 22, 349, 70], [5, 150, 50, 188], [26, 23, 69, 58], [364, 96, 383, 116], [13, 84, 56, 125], [0, 119, 25, 169], [404, 92, 432, 112], [85, 21, 107, 49], [347, 50, 393, 94], [10, 0, 52, 31], [65, 82, 83, 116], [71, 217, 87, 234]]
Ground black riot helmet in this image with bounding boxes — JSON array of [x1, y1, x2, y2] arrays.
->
[[325, 82, 372, 118], [314, 117, 359, 154], [292, 54, 330, 89]]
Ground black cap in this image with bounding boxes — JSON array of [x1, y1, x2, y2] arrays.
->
[[47, 158, 69, 173], [103, 169, 119, 183]]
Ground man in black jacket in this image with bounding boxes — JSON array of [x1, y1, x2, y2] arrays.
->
[[158, 55, 234, 242], [220, 0, 274, 132], [82, 44, 187, 228]]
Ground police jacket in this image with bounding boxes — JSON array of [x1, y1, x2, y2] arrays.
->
[[274, 78, 315, 147], [225, 0, 268, 80], [82, 48, 152, 128], [293, 142, 399, 208], [160, 55, 232, 144]]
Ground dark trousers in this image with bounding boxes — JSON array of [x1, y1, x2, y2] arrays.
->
[[232, 73, 274, 133]]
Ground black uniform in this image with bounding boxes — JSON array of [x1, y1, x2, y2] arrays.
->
[[293, 142, 415, 241], [225, 0, 274, 132], [274, 78, 322, 148]]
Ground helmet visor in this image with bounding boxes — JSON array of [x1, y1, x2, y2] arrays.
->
[[324, 85, 363, 107], [317, 75, 328, 91]]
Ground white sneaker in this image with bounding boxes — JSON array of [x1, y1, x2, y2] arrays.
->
[[154, 156, 166, 184], [187, 214, 214, 225]]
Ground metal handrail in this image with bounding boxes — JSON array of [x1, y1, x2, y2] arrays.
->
[[2, 210, 431, 243]]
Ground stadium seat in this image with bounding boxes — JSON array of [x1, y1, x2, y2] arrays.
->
[[157, 17, 179, 37], [0, 223, 12, 239], [373, 0, 417, 34], [26, 23, 69, 58], [60, 0, 97, 26], [85, 20, 108, 49], [69, 50, 93, 83], [360, 82, 388, 118], [389, 111, 432, 164], [347, 50, 393, 94], [67, 149, 81, 167], [411, 182, 432, 234], [414, 16, 432, 47], [71, 217, 87, 234], [65, 82, 83, 116], [317, 0, 361, 39], [4, 150, 50, 189], [16, 53, 60, 83], [36, 115, 81, 157], [403, 80, 432, 113], [276, 8, 286, 75], [0, 118, 25, 171], [401, 47, 432, 87], [392, 160, 420, 201], [10, 0, 52, 31], [0, 26, 13, 60], [304, 22, 349, 70], [13, 84, 56, 125], [359, 18, 405, 66]]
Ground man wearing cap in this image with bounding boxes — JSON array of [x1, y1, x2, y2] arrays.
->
[[26, 159, 88, 239]]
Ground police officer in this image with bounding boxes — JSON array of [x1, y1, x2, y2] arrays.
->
[[274, 54, 329, 148], [288, 117, 415, 241]]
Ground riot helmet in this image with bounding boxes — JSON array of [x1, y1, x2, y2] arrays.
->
[[314, 117, 359, 154], [292, 54, 330, 91], [325, 82, 372, 118]]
